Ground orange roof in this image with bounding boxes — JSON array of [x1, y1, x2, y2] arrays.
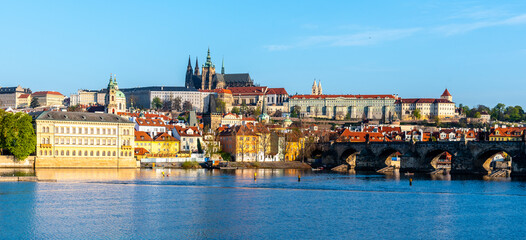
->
[[441, 89, 451, 97], [174, 126, 202, 137], [154, 132, 177, 142], [290, 94, 397, 99], [134, 148, 150, 155], [19, 94, 30, 98], [135, 131, 153, 141], [32, 91, 64, 96], [136, 118, 166, 127]]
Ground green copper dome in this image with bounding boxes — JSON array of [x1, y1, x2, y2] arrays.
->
[[116, 90, 125, 98]]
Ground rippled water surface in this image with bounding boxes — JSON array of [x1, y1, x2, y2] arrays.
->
[[1, 168, 526, 239]]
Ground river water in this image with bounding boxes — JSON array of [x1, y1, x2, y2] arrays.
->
[[1, 168, 526, 239]]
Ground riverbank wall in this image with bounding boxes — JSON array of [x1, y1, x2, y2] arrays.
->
[[35, 157, 137, 168], [143, 161, 312, 169], [0, 156, 35, 168]]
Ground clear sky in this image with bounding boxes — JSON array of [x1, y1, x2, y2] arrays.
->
[[1, 0, 525, 108]]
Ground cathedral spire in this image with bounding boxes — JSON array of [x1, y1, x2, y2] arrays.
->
[[194, 57, 200, 75], [221, 57, 225, 74], [204, 47, 214, 68], [187, 55, 192, 68]]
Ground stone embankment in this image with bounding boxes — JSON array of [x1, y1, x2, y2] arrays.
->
[[141, 161, 312, 169], [0, 156, 35, 168]]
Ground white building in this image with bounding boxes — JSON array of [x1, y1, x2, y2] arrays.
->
[[172, 126, 203, 152]]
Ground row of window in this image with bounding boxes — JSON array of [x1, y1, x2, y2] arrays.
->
[[41, 126, 132, 135], [39, 149, 132, 157], [41, 137, 132, 146]]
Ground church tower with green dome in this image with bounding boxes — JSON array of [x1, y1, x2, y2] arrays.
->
[[105, 74, 127, 114]]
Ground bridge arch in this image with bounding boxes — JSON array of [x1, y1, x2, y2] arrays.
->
[[340, 148, 359, 167], [475, 149, 512, 176], [422, 149, 454, 172], [378, 148, 403, 169]]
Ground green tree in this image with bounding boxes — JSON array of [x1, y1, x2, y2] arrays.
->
[[240, 103, 248, 114], [0, 112, 36, 160], [290, 105, 301, 118], [345, 112, 351, 121], [151, 97, 162, 110], [474, 112, 481, 118], [231, 107, 240, 114], [254, 107, 261, 117], [30, 98, 40, 108], [412, 109, 421, 120]]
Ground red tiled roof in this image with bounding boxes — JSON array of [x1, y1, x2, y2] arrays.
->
[[32, 91, 64, 96], [228, 86, 267, 95], [154, 132, 177, 142], [441, 89, 451, 97], [267, 88, 288, 95], [136, 118, 166, 127], [135, 131, 153, 141], [290, 94, 397, 99], [19, 94, 30, 98], [134, 148, 150, 155]]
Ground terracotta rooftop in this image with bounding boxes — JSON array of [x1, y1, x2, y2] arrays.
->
[[32, 91, 64, 96]]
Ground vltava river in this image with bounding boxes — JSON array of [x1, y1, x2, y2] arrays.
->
[[1, 168, 526, 239]]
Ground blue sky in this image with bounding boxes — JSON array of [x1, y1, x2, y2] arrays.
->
[[1, 0, 525, 108]]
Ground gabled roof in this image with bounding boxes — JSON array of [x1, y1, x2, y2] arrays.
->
[[135, 131, 153, 141], [441, 89, 451, 97], [267, 88, 288, 95], [154, 132, 177, 142]]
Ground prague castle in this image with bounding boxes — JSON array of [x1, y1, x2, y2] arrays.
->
[[185, 48, 255, 90]]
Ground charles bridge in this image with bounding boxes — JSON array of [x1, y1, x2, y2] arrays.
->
[[312, 140, 526, 176]]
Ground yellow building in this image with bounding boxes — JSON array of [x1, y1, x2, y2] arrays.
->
[[31, 91, 65, 107], [284, 133, 305, 161], [32, 111, 136, 168], [134, 131, 180, 158], [219, 125, 259, 162]]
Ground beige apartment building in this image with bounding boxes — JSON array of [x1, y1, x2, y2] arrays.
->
[[32, 111, 136, 168]]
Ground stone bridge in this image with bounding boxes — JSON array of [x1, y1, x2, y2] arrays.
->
[[311, 141, 526, 176]]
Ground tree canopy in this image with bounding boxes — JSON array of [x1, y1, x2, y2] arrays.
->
[[0, 111, 36, 160]]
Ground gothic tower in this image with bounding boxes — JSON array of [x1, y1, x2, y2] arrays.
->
[[312, 79, 318, 95], [201, 48, 215, 90], [194, 57, 200, 76], [185, 56, 194, 88], [318, 81, 322, 95]]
